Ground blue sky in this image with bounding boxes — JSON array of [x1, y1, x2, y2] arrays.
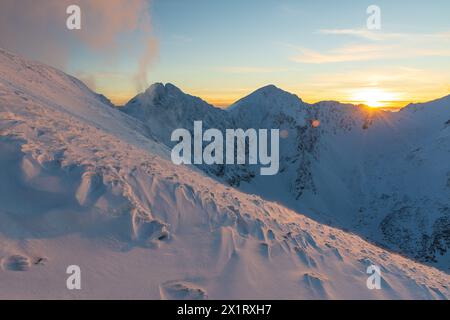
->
[[64, 0, 450, 107]]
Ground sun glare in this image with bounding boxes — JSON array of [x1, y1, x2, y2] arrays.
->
[[351, 89, 396, 108]]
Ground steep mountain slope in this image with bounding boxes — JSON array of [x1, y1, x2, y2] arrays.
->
[[121, 82, 450, 271], [230, 88, 450, 270], [122, 83, 255, 184], [1, 49, 449, 299], [231, 89, 450, 270]]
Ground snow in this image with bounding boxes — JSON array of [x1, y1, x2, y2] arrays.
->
[[122, 79, 450, 271], [0, 48, 449, 299]]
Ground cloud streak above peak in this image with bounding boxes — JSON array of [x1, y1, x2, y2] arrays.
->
[[0, 0, 158, 92]]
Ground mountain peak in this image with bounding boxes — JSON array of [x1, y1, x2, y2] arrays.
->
[[254, 84, 279, 93], [228, 84, 304, 112], [250, 84, 301, 100], [144, 82, 183, 97], [124, 82, 187, 108], [124, 81, 218, 116]]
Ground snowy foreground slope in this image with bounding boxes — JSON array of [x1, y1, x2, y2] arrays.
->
[[0, 49, 449, 299]]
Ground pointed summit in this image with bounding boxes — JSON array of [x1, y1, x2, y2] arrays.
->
[[129, 83, 186, 107], [121, 82, 230, 145], [240, 84, 302, 102], [144, 82, 183, 96], [228, 84, 305, 114], [251, 84, 297, 97], [124, 82, 210, 112]]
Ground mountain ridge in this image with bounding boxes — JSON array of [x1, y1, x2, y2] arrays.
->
[[125, 81, 449, 113], [120, 81, 450, 271]]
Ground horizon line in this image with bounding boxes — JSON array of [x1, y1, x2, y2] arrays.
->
[[104, 82, 448, 112]]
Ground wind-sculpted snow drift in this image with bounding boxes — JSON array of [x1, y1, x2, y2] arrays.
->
[[0, 49, 449, 299]]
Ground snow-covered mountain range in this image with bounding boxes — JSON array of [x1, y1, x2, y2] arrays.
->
[[0, 48, 449, 299], [122, 82, 450, 272]]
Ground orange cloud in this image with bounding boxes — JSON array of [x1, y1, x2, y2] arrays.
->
[[0, 0, 158, 91]]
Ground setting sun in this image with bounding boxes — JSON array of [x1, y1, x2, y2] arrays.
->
[[350, 88, 398, 108]]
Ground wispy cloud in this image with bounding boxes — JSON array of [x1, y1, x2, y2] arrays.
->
[[318, 28, 450, 41], [217, 66, 290, 74], [292, 45, 450, 64], [318, 29, 390, 41], [291, 28, 450, 64], [291, 44, 393, 63]]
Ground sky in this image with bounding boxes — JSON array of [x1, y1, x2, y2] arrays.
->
[[1, 0, 449, 108]]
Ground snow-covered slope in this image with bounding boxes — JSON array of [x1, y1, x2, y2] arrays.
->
[[1, 49, 449, 299], [122, 81, 450, 272], [121, 83, 256, 184], [123, 83, 232, 146], [229, 87, 450, 271]]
